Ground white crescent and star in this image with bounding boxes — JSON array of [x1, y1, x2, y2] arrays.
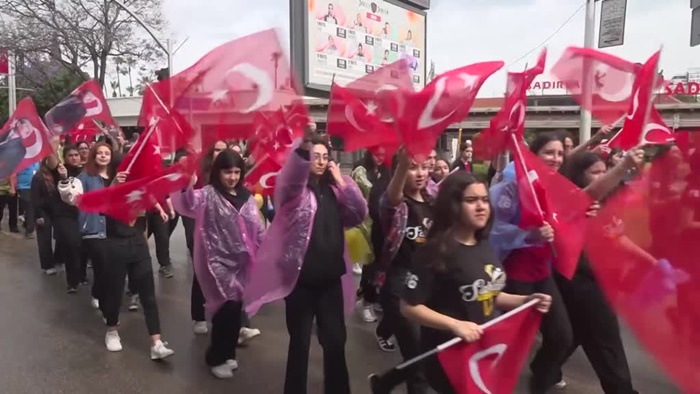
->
[[594, 64, 635, 103], [126, 189, 144, 204], [259, 171, 278, 189], [24, 126, 43, 159], [418, 72, 481, 130]]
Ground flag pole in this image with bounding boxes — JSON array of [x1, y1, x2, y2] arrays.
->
[[579, 0, 597, 143], [367, 299, 539, 393], [125, 118, 159, 173]]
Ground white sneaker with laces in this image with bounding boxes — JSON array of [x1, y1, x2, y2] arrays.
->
[[226, 359, 239, 370], [105, 330, 122, 352], [211, 363, 234, 379], [150, 340, 174, 360], [554, 380, 567, 389], [238, 327, 261, 345], [193, 321, 208, 335]]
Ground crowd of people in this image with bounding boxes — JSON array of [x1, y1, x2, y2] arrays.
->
[[0, 121, 649, 394]]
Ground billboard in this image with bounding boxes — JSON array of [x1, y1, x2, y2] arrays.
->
[[290, 0, 427, 96]]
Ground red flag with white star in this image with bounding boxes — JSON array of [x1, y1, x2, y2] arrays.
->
[[137, 83, 195, 155], [247, 105, 309, 165], [44, 80, 115, 135], [117, 122, 163, 181], [78, 157, 197, 223], [244, 154, 281, 196]]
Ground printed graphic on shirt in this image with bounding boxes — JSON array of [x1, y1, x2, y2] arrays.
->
[[405, 272, 419, 289], [458, 264, 506, 316], [405, 217, 432, 244]]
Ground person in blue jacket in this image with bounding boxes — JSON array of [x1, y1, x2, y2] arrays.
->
[[17, 162, 39, 239]]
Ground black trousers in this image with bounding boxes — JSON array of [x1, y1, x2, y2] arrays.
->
[[18, 190, 34, 233], [506, 276, 574, 393], [554, 271, 637, 394], [146, 211, 171, 268], [205, 300, 243, 366], [35, 217, 56, 270], [181, 216, 205, 322], [54, 216, 82, 288], [83, 238, 108, 303], [101, 236, 161, 335], [378, 267, 428, 394], [284, 279, 350, 394], [358, 260, 379, 304], [0, 194, 18, 230]]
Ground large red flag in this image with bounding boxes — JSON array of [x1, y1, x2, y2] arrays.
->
[[44, 80, 115, 135], [137, 83, 196, 156], [607, 51, 675, 151], [246, 104, 309, 165], [473, 50, 547, 160], [585, 152, 697, 393], [438, 302, 542, 394], [327, 60, 412, 151], [168, 29, 301, 152], [513, 141, 593, 279], [0, 97, 53, 179], [551, 47, 642, 125], [78, 158, 196, 223], [398, 61, 504, 159], [244, 154, 281, 196], [117, 123, 163, 181]]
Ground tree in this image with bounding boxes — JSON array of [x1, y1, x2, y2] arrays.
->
[[0, 0, 166, 89]]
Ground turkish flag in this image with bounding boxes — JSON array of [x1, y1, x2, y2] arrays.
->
[[0, 49, 8, 75], [167, 29, 301, 152], [247, 104, 308, 165], [606, 51, 674, 150], [327, 60, 412, 152], [137, 83, 196, 155], [0, 97, 53, 179], [512, 141, 593, 279], [117, 125, 163, 181], [438, 303, 542, 394], [244, 154, 281, 196], [473, 50, 546, 161], [78, 158, 196, 223], [398, 61, 503, 159], [45, 80, 115, 135], [585, 152, 698, 393], [67, 119, 101, 143]]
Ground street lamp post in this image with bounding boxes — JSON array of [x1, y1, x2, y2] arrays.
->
[[579, 0, 597, 143]]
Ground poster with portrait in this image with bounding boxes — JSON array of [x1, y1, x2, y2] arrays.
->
[[306, 0, 426, 89], [0, 97, 52, 179]]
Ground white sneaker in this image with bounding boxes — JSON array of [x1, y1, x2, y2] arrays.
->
[[44, 268, 57, 275], [238, 327, 261, 345], [105, 330, 122, 352], [554, 380, 567, 389], [226, 359, 239, 371], [91, 298, 100, 309], [357, 301, 377, 323], [128, 294, 139, 311], [352, 263, 363, 275], [211, 363, 234, 379], [193, 321, 208, 335], [150, 340, 174, 360]]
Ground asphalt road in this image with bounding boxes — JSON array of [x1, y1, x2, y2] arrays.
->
[[0, 216, 680, 394]]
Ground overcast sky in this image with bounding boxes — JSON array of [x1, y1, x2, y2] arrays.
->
[[162, 0, 696, 98]]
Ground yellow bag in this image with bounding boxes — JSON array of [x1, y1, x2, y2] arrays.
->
[[346, 227, 372, 265]]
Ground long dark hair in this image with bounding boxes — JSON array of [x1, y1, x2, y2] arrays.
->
[[561, 151, 605, 189], [529, 132, 564, 155], [424, 172, 492, 271], [209, 149, 247, 195], [354, 149, 389, 184], [39, 158, 56, 193], [310, 134, 336, 186]]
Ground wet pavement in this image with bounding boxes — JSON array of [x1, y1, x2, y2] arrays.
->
[[0, 219, 680, 394]]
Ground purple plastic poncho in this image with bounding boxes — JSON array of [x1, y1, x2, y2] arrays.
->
[[171, 185, 265, 320], [244, 148, 368, 316]]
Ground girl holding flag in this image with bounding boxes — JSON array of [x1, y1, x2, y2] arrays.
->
[[399, 171, 551, 394]]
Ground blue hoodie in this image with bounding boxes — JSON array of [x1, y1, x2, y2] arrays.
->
[[17, 163, 39, 190]]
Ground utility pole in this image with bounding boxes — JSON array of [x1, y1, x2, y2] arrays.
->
[[8, 50, 16, 116], [579, 0, 597, 143]]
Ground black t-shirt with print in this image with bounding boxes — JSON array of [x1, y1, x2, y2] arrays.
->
[[391, 196, 432, 269], [402, 239, 506, 350]]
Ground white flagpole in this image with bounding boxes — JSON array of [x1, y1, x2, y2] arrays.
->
[[125, 118, 160, 173]]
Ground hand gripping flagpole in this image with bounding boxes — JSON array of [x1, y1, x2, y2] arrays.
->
[[125, 118, 160, 173], [367, 299, 539, 394]]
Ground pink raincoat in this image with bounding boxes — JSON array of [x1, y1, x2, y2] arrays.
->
[[171, 185, 265, 320], [244, 149, 368, 316]]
